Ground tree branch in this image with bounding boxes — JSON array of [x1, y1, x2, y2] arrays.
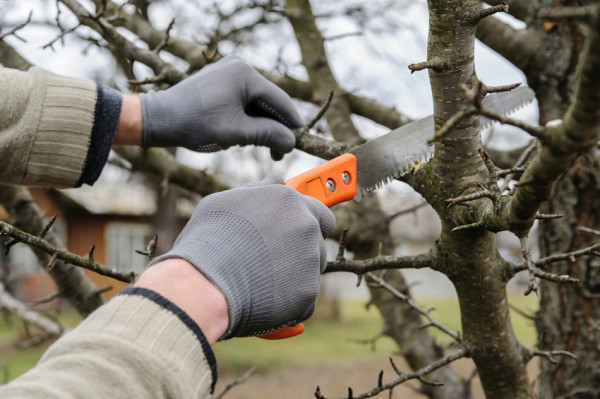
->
[[112, 147, 230, 197], [0, 221, 135, 283], [315, 349, 469, 399], [503, 4, 600, 235], [214, 366, 258, 399], [465, 2, 508, 25], [0, 282, 63, 337], [366, 272, 462, 343], [324, 252, 433, 274], [476, 15, 540, 74], [0, 11, 32, 41], [526, 349, 578, 364], [538, 5, 596, 23], [59, 0, 186, 85], [0, 186, 105, 316]]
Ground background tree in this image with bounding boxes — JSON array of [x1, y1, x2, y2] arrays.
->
[[1, 1, 599, 398]]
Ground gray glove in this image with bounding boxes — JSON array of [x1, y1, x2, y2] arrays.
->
[[150, 175, 335, 339], [139, 56, 302, 160]]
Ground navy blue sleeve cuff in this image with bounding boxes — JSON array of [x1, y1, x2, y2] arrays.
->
[[76, 84, 122, 187], [118, 286, 218, 394]]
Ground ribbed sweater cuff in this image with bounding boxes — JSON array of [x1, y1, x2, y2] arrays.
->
[[26, 69, 97, 187], [76, 84, 121, 186]]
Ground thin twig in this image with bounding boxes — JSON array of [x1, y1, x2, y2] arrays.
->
[[153, 18, 175, 54], [538, 5, 596, 22], [527, 349, 578, 364], [408, 57, 448, 74], [466, 2, 509, 25], [386, 200, 429, 222], [307, 90, 335, 129], [482, 82, 522, 95], [214, 366, 258, 399], [0, 11, 33, 41], [520, 236, 538, 296], [336, 227, 350, 261], [446, 190, 496, 207], [315, 349, 468, 399], [366, 272, 462, 343], [536, 242, 600, 266]]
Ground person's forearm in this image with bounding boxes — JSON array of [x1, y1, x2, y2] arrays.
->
[[134, 258, 229, 344], [114, 94, 143, 147]]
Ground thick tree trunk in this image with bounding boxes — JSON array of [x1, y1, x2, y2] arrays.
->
[[536, 153, 600, 399], [421, 1, 532, 397]]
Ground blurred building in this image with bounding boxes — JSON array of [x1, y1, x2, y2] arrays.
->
[[1, 177, 194, 302]]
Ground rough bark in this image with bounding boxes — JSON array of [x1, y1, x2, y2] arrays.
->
[[478, 2, 600, 396], [537, 153, 600, 399], [413, 1, 531, 397]]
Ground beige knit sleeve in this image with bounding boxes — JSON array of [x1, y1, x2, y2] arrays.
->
[[0, 67, 97, 187], [0, 288, 217, 398]]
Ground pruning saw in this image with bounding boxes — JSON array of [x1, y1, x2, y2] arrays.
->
[[259, 86, 535, 340]]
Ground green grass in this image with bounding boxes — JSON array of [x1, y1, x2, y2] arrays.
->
[[0, 312, 82, 382], [213, 295, 538, 374], [0, 296, 539, 381], [213, 301, 398, 374]]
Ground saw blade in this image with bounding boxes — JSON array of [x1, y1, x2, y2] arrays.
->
[[351, 86, 536, 201]]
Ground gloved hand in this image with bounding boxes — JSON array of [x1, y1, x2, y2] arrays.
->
[[139, 56, 302, 160], [149, 175, 335, 339]]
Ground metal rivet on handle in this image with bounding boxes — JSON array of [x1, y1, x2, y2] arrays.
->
[[342, 172, 350, 184], [326, 179, 336, 192]]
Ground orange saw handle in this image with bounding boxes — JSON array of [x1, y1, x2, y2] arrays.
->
[[258, 153, 357, 340]]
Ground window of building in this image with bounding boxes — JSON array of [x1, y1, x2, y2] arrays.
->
[[105, 222, 152, 274]]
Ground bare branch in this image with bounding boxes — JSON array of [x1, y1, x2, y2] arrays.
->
[[307, 90, 334, 129], [460, 83, 547, 139], [538, 5, 596, 22], [135, 234, 158, 261], [520, 236, 538, 296], [527, 349, 578, 364], [465, 2, 509, 25], [366, 272, 462, 343], [112, 147, 230, 197], [315, 349, 469, 399], [59, 0, 186, 85], [482, 82, 522, 95], [0, 282, 63, 337], [386, 200, 429, 222], [324, 252, 433, 275], [214, 366, 258, 399], [452, 221, 487, 232], [535, 213, 563, 220], [536, 242, 600, 267], [578, 226, 600, 237], [0, 221, 135, 283], [446, 190, 496, 208], [292, 127, 353, 160], [153, 18, 175, 54], [408, 57, 448, 73], [0, 11, 33, 42]]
